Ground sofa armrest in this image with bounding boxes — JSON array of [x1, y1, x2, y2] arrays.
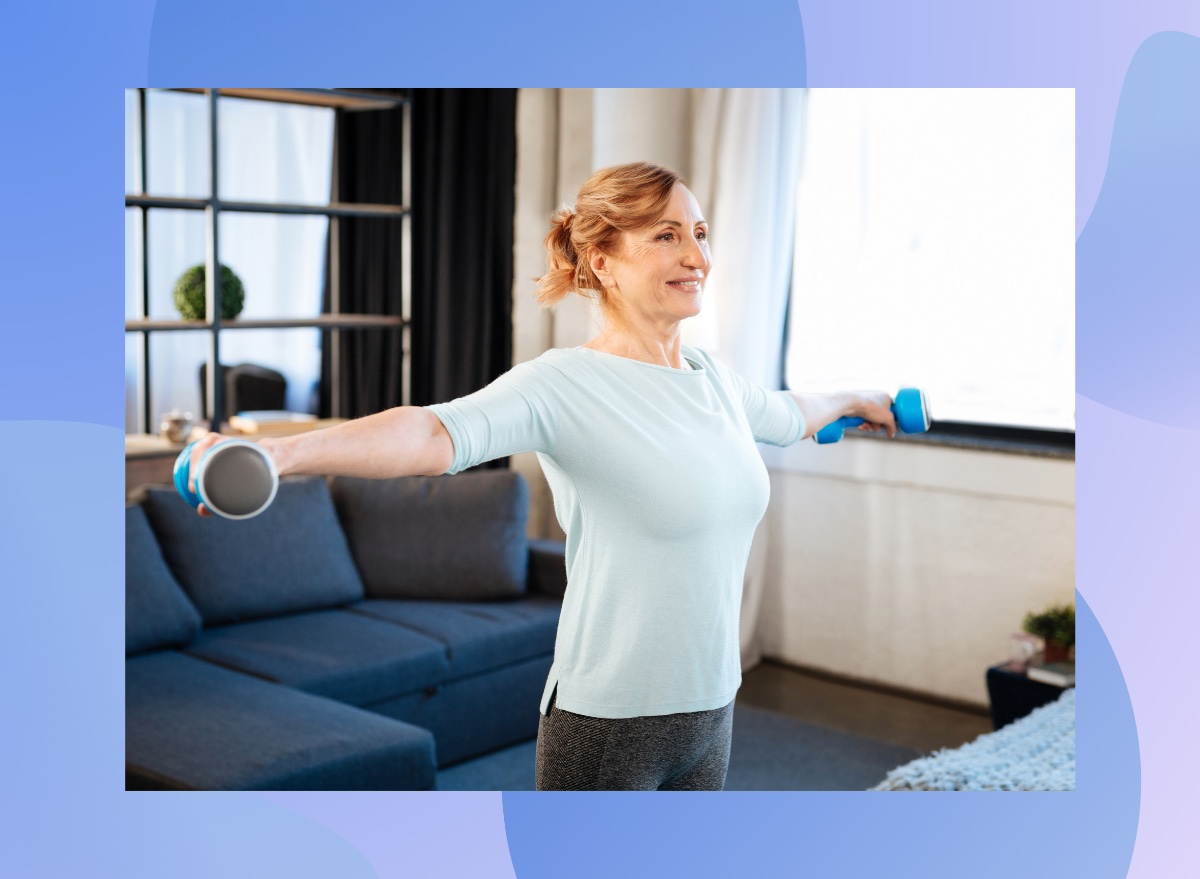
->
[[527, 538, 567, 598]]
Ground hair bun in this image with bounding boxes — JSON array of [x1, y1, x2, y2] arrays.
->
[[551, 207, 577, 260]]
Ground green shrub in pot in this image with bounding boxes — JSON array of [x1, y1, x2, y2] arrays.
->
[[1022, 603, 1075, 660], [173, 263, 245, 321]]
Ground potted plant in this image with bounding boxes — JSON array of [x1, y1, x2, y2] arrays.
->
[[173, 263, 246, 321], [1022, 603, 1075, 663]]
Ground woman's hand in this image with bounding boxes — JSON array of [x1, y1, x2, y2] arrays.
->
[[853, 391, 897, 438], [187, 432, 233, 517]]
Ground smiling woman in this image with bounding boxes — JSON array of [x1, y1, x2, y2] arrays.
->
[[425, 160, 895, 790]]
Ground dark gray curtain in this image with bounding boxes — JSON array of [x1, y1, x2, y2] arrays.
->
[[319, 90, 405, 419], [319, 89, 517, 460], [409, 89, 516, 412]]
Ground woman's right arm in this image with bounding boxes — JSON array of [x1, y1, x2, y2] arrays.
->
[[188, 406, 453, 517]]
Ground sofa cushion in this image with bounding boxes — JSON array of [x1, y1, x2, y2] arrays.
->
[[126, 505, 203, 655], [182, 609, 452, 706], [329, 470, 530, 600], [126, 651, 435, 790], [370, 654, 553, 768], [138, 477, 365, 626], [348, 595, 561, 680], [527, 538, 568, 598]]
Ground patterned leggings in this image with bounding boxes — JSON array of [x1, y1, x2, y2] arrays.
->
[[534, 687, 735, 791]]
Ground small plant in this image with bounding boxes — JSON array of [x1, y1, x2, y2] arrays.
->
[[173, 263, 245, 321], [1023, 603, 1075, 651]]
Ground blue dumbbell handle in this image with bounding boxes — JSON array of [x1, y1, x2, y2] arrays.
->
[[813, 388, 930, 444], [173, 441, 204, 508]]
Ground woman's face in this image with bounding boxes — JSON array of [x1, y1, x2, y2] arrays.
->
[[591, 182, 711, 324]]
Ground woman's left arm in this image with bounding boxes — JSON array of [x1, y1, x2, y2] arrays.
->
[[786, 390, 897, 441]]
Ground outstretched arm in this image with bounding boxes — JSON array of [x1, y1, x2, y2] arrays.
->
[[787, 390, 897, 441], [261, 406, 454, 478], [187, 406, 453, 517]]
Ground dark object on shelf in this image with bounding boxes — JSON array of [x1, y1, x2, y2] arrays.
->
[[174, 263, 246, 321], [986, 661, 1071, 731], [199, 362, 287, 422]]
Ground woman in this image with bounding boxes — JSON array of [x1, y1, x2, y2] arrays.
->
[[185, 161, 898, 791]]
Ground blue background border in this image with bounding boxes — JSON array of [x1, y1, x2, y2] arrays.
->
[[2, 2, 1196, 876]]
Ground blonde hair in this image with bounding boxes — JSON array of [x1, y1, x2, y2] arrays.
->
[[534, 161, 684, 320]]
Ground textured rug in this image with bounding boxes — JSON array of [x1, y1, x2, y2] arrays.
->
[[436, 702, 923, 791], [870, 687, 1076, 791]]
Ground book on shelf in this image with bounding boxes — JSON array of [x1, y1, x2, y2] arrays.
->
[[1026, 659, 1075, 687], [228, 410, 318, 435]]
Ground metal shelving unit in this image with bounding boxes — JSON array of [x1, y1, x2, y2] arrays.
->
[[124, 87, 411, 434]]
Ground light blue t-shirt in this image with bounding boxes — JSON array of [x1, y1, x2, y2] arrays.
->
[[424, 344, 806, 719]]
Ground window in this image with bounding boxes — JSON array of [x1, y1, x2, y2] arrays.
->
[[784, 89, 1074, 438]]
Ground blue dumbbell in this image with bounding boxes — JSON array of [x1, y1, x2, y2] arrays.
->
[[174, 438, 279, 519], [813, 388, 931, 444]]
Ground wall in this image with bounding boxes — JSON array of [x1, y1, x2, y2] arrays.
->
[[758, 438, 1074, 707], [509, 88, 1075, 706]]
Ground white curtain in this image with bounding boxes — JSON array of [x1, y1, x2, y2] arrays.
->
[[125, 91, 334, 433], [685, 89, 806, 672]]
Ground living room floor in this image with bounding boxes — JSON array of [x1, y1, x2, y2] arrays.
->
[[435, 656, 1000, 790], [738, 658, 995, 753]]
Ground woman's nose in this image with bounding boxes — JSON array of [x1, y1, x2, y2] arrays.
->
[[681, 234, 708, 270]]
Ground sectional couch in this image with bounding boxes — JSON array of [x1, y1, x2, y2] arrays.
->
[[125, 469, 566, 790]]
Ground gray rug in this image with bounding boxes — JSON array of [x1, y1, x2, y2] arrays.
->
[[436, 702, 923, 791]]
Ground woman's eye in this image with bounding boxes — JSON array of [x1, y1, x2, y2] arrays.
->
[[657, 232, 675, 241], [696, 230, 708, 241]]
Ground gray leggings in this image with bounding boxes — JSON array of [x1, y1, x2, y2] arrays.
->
[[534, 687, 734, 791]]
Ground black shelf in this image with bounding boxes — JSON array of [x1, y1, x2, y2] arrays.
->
[[167, 88, 407, 112], [125, 194, 408, 219], [126, 87, 411, 433], [126, 315, 407, 332]]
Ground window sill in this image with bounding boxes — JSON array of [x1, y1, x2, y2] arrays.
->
[[761, 426, 1074, 505], [844, 429, 1074, 461]]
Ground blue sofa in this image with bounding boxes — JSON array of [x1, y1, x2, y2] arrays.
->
[[125, 469, 566, 790]]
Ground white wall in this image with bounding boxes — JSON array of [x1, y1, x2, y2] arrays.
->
[[509, 88, 1075, 706], [758, 439, 1074, 707], [592, 89, 692, 172]]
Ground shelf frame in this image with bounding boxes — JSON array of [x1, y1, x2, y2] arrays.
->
[[126, 315, 408, 332], [127, 87, 408, 433], [124, 194, 409, 218], [166, 88, 408, 112]]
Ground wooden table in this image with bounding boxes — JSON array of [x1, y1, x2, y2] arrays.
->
[[125, 418, 347, 499]]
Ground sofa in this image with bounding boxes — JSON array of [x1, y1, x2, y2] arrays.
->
[[125, 468, 567, 790]]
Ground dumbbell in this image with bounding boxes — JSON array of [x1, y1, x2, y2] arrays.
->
[[173, 438, 279, 519], [813, 388, 931, 444]]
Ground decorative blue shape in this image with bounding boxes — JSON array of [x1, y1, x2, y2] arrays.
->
[[147, 0, 807, 86], [1078, 31, 1200, 427], [503, 591, 1138, 878]]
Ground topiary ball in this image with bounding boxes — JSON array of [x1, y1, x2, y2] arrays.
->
[[173, 263, 246, 321]]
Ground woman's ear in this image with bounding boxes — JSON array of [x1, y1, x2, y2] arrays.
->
[[589, 248, 615, 290]]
